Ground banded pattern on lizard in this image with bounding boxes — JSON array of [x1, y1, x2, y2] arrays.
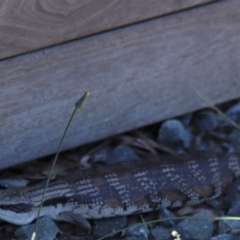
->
[[0, 152, 239, 225]]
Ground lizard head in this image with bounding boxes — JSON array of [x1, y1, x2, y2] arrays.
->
[[0, 188, 37, 225]]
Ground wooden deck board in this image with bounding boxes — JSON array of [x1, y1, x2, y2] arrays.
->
[[0, 0, 216, 59], [0, 0, 239, 169]]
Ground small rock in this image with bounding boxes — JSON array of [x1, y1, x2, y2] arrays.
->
[[157, 119, 192, 152], [93, 216, 127, 237], [176, 210, 214, 240], [105, 145, 139, 164], [14, 217, 58, 240], [195, 135, 222, 153], [225, 130, 240, 152], [149, 226, 171, 240], [158, 208, 178, 228], [217, 101, 240, 128], [227, 193, 240, 216], [217, 221, 232, 235], [226, 101, 240, 123], [195, 111, 219, 131], [211, 233, 239, 240], [125, 224, 148, 240], [221, 142, 238, 153], [218, 220, 240, 233], [58, 235, 94, 240], [92, 147, 113, 163]]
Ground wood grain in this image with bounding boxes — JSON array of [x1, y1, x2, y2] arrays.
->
[[0, 0, 240, 169], [0, 0, 216, 60]]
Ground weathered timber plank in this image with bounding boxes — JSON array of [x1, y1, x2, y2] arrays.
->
[[0, 0, 216, 60], [0, 0, 239, 169]]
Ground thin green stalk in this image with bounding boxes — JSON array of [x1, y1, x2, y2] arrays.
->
[[31, 91, 90, 240]]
